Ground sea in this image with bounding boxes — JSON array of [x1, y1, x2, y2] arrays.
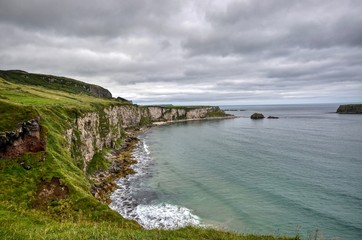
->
[[110, 104, 362, 239]]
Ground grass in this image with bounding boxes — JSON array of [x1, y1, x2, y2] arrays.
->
[[0, 71, 297, 239], [0, 203, 297, 240], [0, 206, 297, 240], [86, 150, 111, 175], [0, 70, 110, 98]]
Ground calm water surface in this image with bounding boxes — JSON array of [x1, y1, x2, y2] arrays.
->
[[118, 104, 362, 239]]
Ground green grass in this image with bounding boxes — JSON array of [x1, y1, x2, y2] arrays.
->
[[0, 70, 110, 98], [0, 206, 297, 240], [0, 71, 297, 239], [0, 77, 122, 107], [86, 150, 111, 175]]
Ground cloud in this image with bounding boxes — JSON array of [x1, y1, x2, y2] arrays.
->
[[0, 0, 361, 105]]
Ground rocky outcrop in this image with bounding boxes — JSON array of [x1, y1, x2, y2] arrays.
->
[[0, 118, 45, 159], [250, 113, 265, 119], [336, 104, 362, 114], [88, 85, 112, 98]]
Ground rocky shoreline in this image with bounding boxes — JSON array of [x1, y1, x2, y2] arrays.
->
[[90, 130, 142, 204], [90, 115, 236, 204]]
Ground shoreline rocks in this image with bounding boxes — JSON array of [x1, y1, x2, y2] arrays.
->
[[267, 116, 279, 119]]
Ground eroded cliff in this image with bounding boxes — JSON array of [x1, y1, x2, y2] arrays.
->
[[0, 118, 45, 159], [64, 105, 227, 173]]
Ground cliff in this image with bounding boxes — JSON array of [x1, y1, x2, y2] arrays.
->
[[65, 105, 226, 173], [336, 104, 362, 114], [0, 70, 230, 217], [0, 71, 294, 240]]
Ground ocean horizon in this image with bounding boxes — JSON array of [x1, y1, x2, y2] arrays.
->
[[110, 103, 362, 239]]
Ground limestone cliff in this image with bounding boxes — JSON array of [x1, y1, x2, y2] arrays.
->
[[64, 105, 227, 173]]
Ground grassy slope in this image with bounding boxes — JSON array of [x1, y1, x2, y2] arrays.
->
[[0, 73, 297, 240], [0, 70, 110, 98]]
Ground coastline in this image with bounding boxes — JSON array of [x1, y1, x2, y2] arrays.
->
[[91, 115, 236, 205], [109, 134, 202, 229]]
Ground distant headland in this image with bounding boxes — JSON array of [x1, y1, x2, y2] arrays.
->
[[336, 104, 362, 114]]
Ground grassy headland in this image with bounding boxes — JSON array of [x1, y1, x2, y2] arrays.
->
[[336, 104, 362, 114], [0, 70, 298, 239]]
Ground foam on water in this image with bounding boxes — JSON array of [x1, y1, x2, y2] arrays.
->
[[109, 137, 201, 229]]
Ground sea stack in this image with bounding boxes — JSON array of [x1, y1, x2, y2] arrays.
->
[[250, 113, 265, 119]]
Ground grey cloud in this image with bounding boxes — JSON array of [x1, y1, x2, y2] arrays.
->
[[0, 0, 361, 105], [0, 0, 183, 38], [183, 0, 362, 57]]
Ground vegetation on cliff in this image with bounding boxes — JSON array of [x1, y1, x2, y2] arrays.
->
[[0, 70, 112, 99], [0, 71, 297, 239]]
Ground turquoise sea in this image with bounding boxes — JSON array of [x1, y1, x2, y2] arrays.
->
[[110, 104, 362, 239]]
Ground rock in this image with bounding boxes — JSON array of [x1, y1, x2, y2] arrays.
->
[[224, 109, 245, 111], [23, 165, 32, 170], [250, 113, 265, 119], [0, 118, 45, 159], [267, 116, 279, 119], [336, 104, 362, 114]]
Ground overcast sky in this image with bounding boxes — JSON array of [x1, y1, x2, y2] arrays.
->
[[1, 0, 361, 105]]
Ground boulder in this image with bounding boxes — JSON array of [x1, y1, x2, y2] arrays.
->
[[250, 113, 265, 119], [267, 116, 279, 119]]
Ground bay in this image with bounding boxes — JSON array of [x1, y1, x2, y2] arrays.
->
[[114, 104, 362, 239]]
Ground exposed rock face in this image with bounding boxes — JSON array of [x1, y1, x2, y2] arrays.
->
[[65, 105, 227, 173], [145, 107, 163, 121], [250, 113, 265, 119], [186, 108, 209, 119], [336, 104, 362, 114], [88, 85, 112, 98], [143, 106, 220, 121], [0, 118, 45, 159]]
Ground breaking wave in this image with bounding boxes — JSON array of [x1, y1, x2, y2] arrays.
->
[[109, 136, 201, 229]]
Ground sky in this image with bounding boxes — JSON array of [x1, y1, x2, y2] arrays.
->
[[0, 0, 361, 105]]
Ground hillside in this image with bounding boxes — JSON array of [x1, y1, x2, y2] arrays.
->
[[0, 70, 296, 239], [0, 70, 112, 99]]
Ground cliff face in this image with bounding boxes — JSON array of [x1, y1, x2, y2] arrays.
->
[[336, 104, 362, 114], [65, 105, 226, 172], [147, 106, 218, 121]]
